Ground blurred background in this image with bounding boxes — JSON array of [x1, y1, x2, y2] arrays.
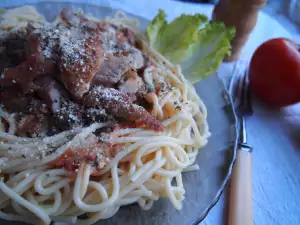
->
[[178, 0, 300, 42]]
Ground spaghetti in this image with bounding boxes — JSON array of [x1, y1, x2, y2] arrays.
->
[[0, 6, 210, 225]]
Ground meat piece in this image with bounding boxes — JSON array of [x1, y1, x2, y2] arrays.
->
[[59, 27, 104, 98], [26, 98, 49, 114], [125, 48, 144, 70], [51, 134, 111, 172], [0, 85, 49, 114], [83, 85, 135, 106], [26, 32, 41, 55], [98, 22, 117, 32], [16, 113, 50, 138], [60, 8, 99, 33], [82, 86, 164, 131], [83, 107, 112, 125], [92, 53, 130, 86], [135, 86, 154, 110], [53, 100, 84, 131], [0, 34, 56, 93], [137, 54, 158, 78], [92, 48, 144, 87], [0, 55, 54, 93], [0, 87, 32, 113], [60, 8, 88, 27], [116, 27, 137, 46], [0, 29, 27, 72], [33, 76, 69, 112], [98, 22, 110, 31], [118, 70, 144, 93], [58, 8, 105, 98]]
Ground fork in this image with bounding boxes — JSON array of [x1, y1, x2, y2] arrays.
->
[[228, 62, 253, 225]]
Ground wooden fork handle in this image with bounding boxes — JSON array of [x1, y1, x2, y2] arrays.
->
[[228, 149, 253, 225]]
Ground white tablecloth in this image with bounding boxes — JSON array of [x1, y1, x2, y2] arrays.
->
[[2, 1, 300, 224]]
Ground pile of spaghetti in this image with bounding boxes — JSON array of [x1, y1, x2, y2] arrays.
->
[[0, 6, 233, 225]]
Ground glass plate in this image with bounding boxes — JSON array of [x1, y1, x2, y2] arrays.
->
[[0, 2, 238, 225]]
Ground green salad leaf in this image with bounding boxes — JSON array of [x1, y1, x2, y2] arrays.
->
[[146, 9, 208, 64], [146, 10, 235, 84]]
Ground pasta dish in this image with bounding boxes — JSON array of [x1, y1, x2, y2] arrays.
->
[[0, 5, 233, 225]]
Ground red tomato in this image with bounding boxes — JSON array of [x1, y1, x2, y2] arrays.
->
[[249, 38, 300, 107]]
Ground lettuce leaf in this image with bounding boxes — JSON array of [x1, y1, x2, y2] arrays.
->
[[146, 9, 208, 64], [180, 22, 235, 83], [146, 10, 235, 84], [146, 9, 167, 49]]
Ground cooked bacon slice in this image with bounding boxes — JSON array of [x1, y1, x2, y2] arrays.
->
[[82, 86, 164, 131]]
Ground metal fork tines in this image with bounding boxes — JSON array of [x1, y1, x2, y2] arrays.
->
[[229, 62, 253, 152]]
